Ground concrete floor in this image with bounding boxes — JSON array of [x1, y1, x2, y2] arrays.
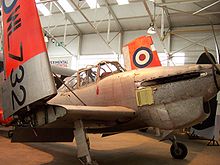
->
[[0, 128, 220, 165]]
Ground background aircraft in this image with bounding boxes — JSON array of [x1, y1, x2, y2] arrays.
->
[[1, 0, 220, 165]]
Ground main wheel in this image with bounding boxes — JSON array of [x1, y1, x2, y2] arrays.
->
[[170, 142, 188, 159], [8, 130, 13, 138]]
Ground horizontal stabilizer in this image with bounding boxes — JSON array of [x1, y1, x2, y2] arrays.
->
[[51, 65, 76, 89], [51, 65, 76, 77], [12, 127, 74, 142]]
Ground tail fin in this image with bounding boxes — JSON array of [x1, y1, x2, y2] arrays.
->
[[122, 36, 161, 70], [2, 0, 56, 118]]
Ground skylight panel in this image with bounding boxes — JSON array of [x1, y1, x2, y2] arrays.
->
[[57, 0, 75, 13], [116, 0, 129, 5], [35, 0, 51, 16], [86, 0, 100, 9]]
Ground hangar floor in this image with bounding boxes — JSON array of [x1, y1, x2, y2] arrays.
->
[[0, 128, 219, 165]]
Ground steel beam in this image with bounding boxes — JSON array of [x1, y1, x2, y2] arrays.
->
[[157, 0, 211, 6], [107, 12, 111, 42], [65, 35, 79, 47], [119, 32, 124, 56], [172, 28, 220, 33], [170, 33, 220, 55], [63, 18, 68, 44], [161, 8, 165, 38], [193, 1, 220, 20], [53, 1, 82, 35], [211, 23, 220, 63], [36, 0, 57, 4], [171, 33, 215, 51], [156, 4, 210, 21], [142, 0, 170, 54], [108, 32, 120, 44], [161, 0, 172, 28], [103, 0, 123, 32], [193, 0, 220, 15], [198, 11, 220, 15], [69, 0, 116, 54], [43, 28, 76, 56], [76, 35, 82, 69]]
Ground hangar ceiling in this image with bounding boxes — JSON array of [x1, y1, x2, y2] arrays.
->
[[0, 0, 219, 63], [36, 0, 220, 37]]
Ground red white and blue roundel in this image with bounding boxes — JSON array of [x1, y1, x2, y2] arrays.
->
[[132, 47, 153, 68]]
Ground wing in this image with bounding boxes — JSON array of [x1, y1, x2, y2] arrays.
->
[[37, 104, 136, 128], [59, 105, 136, 121], [24, 104, 137, 128], [12, 105, 136, 142]]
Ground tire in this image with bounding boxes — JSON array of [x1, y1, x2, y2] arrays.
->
[[170, 142, 188, 159]]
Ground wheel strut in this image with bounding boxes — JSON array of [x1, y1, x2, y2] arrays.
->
[[74, 120, 98, 165]]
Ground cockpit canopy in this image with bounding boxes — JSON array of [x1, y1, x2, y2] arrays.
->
[[59, 61, 125, 91]]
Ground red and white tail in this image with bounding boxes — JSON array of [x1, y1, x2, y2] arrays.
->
[[122, 36, 161, 70], [2, 0, 56, 118]]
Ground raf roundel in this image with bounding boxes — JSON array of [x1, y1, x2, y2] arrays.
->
[[3, 0, 18, 14], [132, 47, 153, 68]]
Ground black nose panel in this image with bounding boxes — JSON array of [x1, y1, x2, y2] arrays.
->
[[197, 52, 216, 64]]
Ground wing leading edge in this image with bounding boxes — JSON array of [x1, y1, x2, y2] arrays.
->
[[54, 105, 136, 121]]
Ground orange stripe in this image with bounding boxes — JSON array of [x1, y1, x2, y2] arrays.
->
[[3, 0, 47, 78]]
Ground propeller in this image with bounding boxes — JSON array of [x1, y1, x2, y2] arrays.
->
[[192, 49, 218, 130]]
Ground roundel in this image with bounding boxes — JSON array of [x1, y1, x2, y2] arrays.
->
[[3, 0, 18, 14], [132, 47, 153, 68]]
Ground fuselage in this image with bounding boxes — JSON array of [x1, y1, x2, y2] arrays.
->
[[48, 62, 220, 132]]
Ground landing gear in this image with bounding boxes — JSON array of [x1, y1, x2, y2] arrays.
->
[[169, 136, 188, 159], [8, 130, 13, 138], [74, 120, 98, 165], [160, 131, 188, 160], [170, 142, 188, 159]]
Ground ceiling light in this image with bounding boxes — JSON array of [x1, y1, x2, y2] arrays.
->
[[35, 0, 51, 16], [147, 23, 156, 35], [86, 0, 100, 9], [44, 35, 49, 43], [116, 0, 129, 5], [57, 0, 74, 13]]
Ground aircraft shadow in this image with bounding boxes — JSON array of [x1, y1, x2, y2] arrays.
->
[[0, 129, 210, 165], [26, 142, 195, 165], [25, 135, 205, 165]]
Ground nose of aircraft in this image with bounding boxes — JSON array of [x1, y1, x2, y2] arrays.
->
[[214, 64, 220, 90], [196, 52, 220, 100]]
